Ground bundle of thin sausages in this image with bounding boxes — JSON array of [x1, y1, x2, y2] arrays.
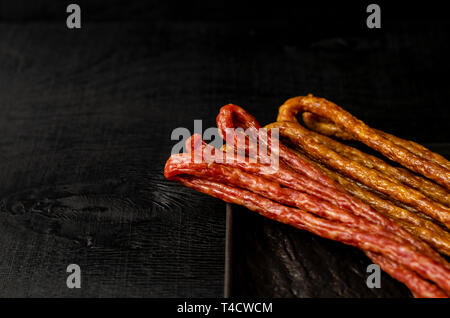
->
[[164, 102, 450, 298], [268, 94, 450, 256]]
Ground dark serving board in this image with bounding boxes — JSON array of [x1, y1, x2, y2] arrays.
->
[[225, 144, 450, 297]]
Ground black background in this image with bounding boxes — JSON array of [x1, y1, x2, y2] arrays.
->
[[0, 0, 448, 297]]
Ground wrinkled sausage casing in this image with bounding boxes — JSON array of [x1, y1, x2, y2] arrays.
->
[[277, 94, 450, 190]]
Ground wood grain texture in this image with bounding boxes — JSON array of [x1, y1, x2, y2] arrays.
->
[[0, 22, 229, 297], [0, 1, 449, 297]]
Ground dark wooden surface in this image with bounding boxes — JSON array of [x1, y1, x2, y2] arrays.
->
[[0, 10, 231, 297], [0, 1, 449, 297]]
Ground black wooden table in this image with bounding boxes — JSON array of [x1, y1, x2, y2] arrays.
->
[[0, 1, 448, 297]]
